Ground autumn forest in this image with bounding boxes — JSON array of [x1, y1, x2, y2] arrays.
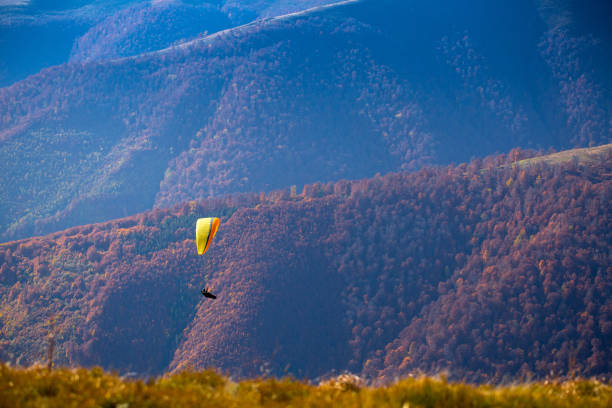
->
[[0, 147, 609, 382]]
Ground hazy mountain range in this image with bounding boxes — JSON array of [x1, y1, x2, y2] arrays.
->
[[0, 0, 339, 86], [1, 0, 610, 242]]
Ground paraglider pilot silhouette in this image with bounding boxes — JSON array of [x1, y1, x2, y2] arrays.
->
[[201, 287, 217, 299], [196, 217, 220, 300]]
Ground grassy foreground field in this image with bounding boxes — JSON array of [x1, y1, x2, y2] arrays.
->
[[1, 365, 610, 408]]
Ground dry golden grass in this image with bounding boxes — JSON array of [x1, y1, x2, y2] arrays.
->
[[1, 364, 610, 408]]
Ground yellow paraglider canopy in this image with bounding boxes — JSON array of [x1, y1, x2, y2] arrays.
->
[[196, 217, 220, 255]]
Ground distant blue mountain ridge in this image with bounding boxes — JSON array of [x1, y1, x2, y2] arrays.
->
[[0, 0, 339, 87]]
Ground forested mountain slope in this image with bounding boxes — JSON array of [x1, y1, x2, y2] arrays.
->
[[0, 147, 609, 382], [1, 0, 610, 242]]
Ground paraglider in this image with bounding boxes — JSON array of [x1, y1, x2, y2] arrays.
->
[[196, 217, 220, 299]]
